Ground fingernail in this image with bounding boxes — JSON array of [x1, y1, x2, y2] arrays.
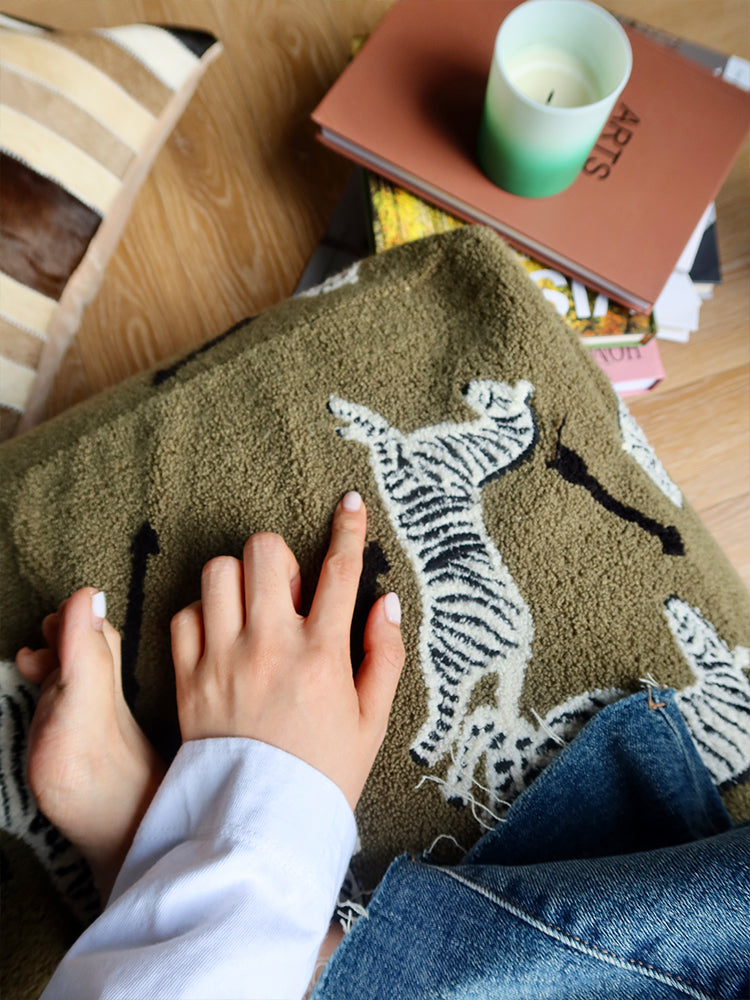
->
[[91, 591, 107, 627], [384, 592, 401, 626], [342, 490, 362, 512]]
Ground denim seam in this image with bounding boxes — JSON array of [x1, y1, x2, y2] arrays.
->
[[431, 866, 719, 1000], [656, 698, 725, 836]]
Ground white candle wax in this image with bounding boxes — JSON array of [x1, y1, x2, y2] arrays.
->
[[507, 44, 599, 108]]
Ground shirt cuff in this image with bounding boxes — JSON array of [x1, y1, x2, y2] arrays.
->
[[111, 737, 358, 916]]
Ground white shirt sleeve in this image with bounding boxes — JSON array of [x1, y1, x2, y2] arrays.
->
[[41, 738, 357, 1000]]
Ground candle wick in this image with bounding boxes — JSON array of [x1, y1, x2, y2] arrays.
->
[[546, 89, 555, 105]]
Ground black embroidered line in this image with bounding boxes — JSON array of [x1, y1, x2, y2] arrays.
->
[[350, 542, 391, 673], [0, 845, 9, 887], [547, 422, 684, 556], [479, 416, 540, 488], [719, 763, 750, 791], [152, 316, 255, 387], [9, 694, 29, 817], [121, 522, 161, 708]]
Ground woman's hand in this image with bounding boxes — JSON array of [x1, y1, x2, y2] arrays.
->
[[170, 492, 404, 811]]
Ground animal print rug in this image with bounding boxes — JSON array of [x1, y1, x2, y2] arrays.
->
[[1, 227, 748, 997]]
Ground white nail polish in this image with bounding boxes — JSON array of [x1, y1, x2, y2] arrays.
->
[[384, 592, 401, 626], [343, 491, 362, 512], [91, 591, 107, 621]]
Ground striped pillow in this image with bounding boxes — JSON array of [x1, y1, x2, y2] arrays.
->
[[0, 16, 221, 439]]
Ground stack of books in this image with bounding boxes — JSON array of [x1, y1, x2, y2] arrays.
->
[[308, 0, 750, 397], [366, 170, 661, 395]]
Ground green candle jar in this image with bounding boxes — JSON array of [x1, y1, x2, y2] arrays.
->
[[478, 0, 632, 198]]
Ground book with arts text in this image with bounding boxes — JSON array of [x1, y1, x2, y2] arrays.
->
[[312, 0, 750, 313], [367, 172, 655, 348]]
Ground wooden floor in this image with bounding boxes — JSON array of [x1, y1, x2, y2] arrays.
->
[[7, 0, 750, 588]]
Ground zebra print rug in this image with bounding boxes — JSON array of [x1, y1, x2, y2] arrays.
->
[[1, 227, 748, 997]]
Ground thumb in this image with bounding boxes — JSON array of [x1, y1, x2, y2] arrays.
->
[[355, 593, 405, 736], [56, 588, 112, 679]]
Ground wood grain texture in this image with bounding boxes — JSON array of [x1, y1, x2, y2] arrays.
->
[[701, 495, 750, 586], [630, 368, 750, 507], [3, 0, 748, 588], [73, 173, 209, 387], [213, 0, 359, 250]]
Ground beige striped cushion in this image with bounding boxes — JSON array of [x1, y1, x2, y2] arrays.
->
[[0, 16, 222, 439]]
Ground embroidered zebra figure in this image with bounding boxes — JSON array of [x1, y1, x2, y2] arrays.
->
[[618, 399, 683, 508], [0, 662, 99, 922], [330, 380, 544, 803], [668, 597, 750, 788], [329, 382, 750, 812]]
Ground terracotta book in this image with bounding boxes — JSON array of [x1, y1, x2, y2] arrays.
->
[[366, 171, 655, 348], [313, 0, 750, 312]]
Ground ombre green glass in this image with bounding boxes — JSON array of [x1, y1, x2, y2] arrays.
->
[[478, 0, 632, 198]]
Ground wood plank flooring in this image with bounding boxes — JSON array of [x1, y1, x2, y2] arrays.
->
[[5, 0, 749, 587]]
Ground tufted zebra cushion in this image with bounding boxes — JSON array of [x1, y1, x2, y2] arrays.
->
[[0, 15, 221, 440], [0, 227, 748, 997]]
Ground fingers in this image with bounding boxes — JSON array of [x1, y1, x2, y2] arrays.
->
[[16, 646, 58, 686], [307, 492, 367, 642], [171, 601, 204, 675], [354, 592, 405, 736], [201, 556, 244, 652], [172, 536, 301, 679], [55, 589, 114, 680], [175, 493, 364, 677], [18, 600, 69, 684], [42, 610, 61, 649], [289, 561, 303, 614], [16, 589, 110, 687], [243, 533, 301, 626]]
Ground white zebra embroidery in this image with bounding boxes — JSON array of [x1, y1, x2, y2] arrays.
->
[[618, 399, 683, 508], [0, 662, 98, 922], [668, 597, 750, 788], [329, 379, 619, 809], [297, 261, 360, 298]]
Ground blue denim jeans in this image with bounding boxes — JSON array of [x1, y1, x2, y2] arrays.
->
[[313, 690, 750, 999]]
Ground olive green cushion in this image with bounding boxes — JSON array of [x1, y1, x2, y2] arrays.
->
[[1, 227, 748, 996]]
